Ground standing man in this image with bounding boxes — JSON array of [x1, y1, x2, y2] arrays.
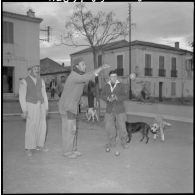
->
[[50, 78, 57, 99], [87, 80, 95, 108], [19, 65, 48, 157], [101, 69, 129, 151], [56, 76, 66, 97], [59, 57, 110, 159]]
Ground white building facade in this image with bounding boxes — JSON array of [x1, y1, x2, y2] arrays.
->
[[3, 10, 43, 96], [70, 40, 193, 100]]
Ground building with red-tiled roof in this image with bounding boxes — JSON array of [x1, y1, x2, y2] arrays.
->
[[40, 57, 71, 92]]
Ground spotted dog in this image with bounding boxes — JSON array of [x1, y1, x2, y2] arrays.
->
[[86, 107, 99, 122]]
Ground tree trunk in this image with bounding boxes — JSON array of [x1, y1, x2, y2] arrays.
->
[[92, 48, 101, 119]]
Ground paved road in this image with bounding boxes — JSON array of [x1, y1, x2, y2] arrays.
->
[[2, 114, 193, 193]]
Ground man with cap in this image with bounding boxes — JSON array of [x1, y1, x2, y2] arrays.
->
[[59, 57, 110, 158], [19, 64, 48, 157], [101, 69, 129, 151]]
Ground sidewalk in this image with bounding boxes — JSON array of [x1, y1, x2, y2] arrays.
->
[[2, 97, 193, 123], [124, 101, 193, 123]]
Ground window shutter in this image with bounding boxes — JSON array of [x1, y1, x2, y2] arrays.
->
[[159, 56, 164, 69], [171, 57, 176, 70], [9, 22, 14, 43], [117, 55, 123, 69]]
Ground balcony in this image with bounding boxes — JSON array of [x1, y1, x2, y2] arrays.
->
[[171, 70, 177, 77], [158, 69, 166, 77], [144, 67, 152, 76]]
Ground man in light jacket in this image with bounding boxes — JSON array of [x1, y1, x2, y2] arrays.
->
[[19, 65, 48, 157], [59, 57, 110, 158]]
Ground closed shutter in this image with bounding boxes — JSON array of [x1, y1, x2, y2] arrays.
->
[[98, 55, 102, 67], [159, 56, 164, 69], [171, 57, 176, 70], [145, 54, 151, 68], [3, 21, 14, 43], [117, 55, 123, 69]]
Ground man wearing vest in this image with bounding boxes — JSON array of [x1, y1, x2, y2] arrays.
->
[[58, 57, 110, 159], [101, 69, 129, 151], [19, 65, 48, 157]]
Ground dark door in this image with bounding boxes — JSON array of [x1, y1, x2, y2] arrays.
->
[[3, 67, 14, 93], [159, 82, 163, 101]]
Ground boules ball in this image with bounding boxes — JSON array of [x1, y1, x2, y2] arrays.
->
[[106, 148, 110, 152], [130, 73, 136, 80], [115, 151, 120, 156]]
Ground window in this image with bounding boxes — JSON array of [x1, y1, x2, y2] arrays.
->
[[171, 57, 176, 70], [117, 55, 123, 76], [98, 55, 102, 68], [145, 54, 151, 68], [185, 59, 193, 71], [117, 55, 123, 69], [3, 21, 14, 43], [171, 57, 177, 77], [145, 54, 152, 76], [159, 56, 165, 76], [159, 56, 164, 69], [171, 82, 176, 96], [185, 59, 193, 78]]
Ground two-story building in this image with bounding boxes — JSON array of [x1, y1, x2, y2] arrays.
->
[[70, 40, 193, 100], [3, 9, 42, 97]]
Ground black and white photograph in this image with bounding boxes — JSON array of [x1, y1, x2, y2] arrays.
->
[[2, 1, 193, 193]]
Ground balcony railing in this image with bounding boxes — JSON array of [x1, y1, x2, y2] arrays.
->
[[171, 70, 177, 77], [159, 69, 166, 77], [144, 67, 152, 76]]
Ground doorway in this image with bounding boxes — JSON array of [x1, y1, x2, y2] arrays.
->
[[159, 82, 163, 102], [3, 67, 14, 93]]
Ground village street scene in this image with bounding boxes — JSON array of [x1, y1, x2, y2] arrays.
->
[[2, 2, 193, 193]]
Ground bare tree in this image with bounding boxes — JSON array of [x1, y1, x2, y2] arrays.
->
[[60, 3, 128, 117]]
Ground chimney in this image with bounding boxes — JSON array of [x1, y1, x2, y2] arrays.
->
[[27, 9, 35, 17], [175, 42, 179, 49]]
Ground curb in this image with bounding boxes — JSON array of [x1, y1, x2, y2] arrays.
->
[[126, 112, 193, 123]]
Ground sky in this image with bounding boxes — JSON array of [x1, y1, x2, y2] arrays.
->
[[3, 2, 194, 66]]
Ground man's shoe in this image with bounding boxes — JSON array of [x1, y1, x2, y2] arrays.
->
[[36, 146, 49, 152], [67, 153, 77, 159], [73, 151, 82, 156]]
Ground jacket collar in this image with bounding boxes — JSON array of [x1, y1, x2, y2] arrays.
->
[[108, 80, 120, 92]]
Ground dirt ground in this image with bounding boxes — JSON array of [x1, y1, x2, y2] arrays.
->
[[2, 114, 193, 193]]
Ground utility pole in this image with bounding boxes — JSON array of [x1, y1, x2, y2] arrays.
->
[[128, 3, 132, 99]]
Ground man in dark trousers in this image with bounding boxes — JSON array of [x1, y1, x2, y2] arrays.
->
[[101, 69, 129, 151], [87, 80, 95, 108], [50, 78, 57, 99]]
